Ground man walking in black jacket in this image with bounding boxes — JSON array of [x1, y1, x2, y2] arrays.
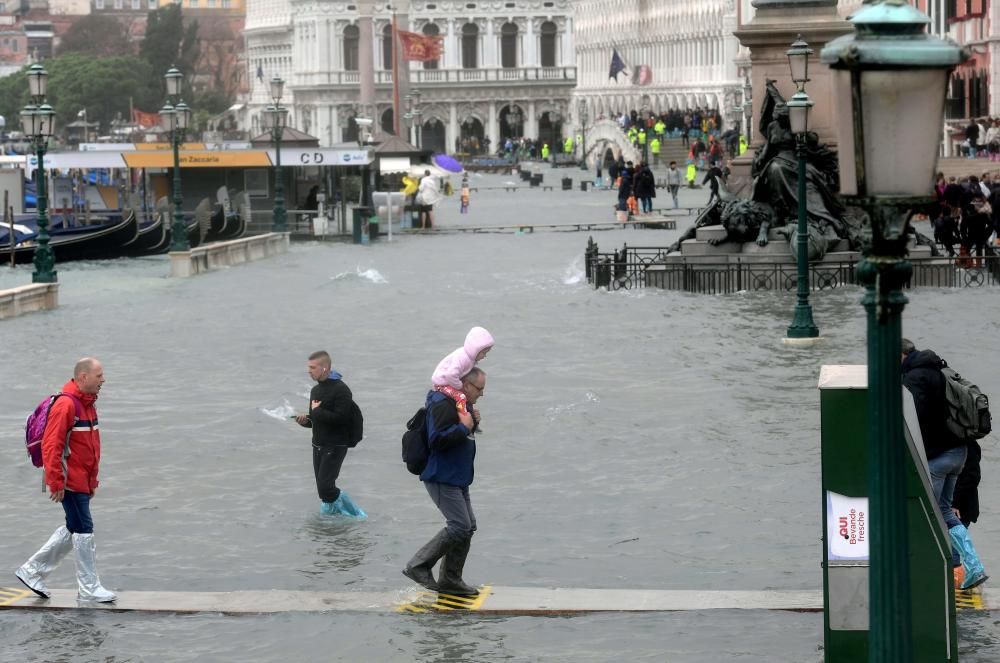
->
[[902, 339, 986, 589], [296, 350, 365, 518]]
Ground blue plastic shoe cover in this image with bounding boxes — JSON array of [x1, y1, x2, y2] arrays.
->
[[331, 491, 367, 520]]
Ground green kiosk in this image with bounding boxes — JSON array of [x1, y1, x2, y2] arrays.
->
[[818, 365, 958, 661]]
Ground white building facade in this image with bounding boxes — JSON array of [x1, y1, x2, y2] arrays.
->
[[244, 0, 576, 151], [572, 0, 742, 128]]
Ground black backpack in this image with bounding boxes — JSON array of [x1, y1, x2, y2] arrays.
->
[[941, 364, 991, 440], [401, 406, 429, 475], [348, 400, 364, 447]]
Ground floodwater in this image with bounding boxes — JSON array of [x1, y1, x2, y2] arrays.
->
[[2, 169, 1000, 662]]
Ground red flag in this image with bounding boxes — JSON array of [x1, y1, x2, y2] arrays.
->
[[397, 30, 443, 62], [132, 108, 161, 129]]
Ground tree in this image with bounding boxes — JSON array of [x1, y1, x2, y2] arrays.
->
[[0, 54, 161, 135], [58, 15, 133, 58], [140, 4, 200, 92]]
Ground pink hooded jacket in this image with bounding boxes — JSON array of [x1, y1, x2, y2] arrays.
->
[[431, 326, 495, 389]]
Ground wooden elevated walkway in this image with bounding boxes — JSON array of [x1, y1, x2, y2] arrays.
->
[[0, 585, 989, 615]]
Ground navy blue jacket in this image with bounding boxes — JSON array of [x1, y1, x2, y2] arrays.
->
[[420, 390, 476, 487]]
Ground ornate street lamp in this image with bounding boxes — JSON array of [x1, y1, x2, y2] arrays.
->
[[578, 98, 589, 171], [162, 65, 192, 252], [264, 75, 289, 233], [783, 35, 819, 343], [821, 2, 968, 659], [403, 93, 413, 144], [22, 66, 56, 282]]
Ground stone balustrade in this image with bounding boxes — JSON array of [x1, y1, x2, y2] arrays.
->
[[169, 233, 290, 278], [0, 282, 59, 320]]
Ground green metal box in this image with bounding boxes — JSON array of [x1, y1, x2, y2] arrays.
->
[[818, 365, 958, 662]]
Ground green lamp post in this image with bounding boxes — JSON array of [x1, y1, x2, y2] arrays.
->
[[821, 1, 968, 660], [784, 35, 819, 342], [578, 98, 589, 171], [22, 65, 57, 283], [162, 66, 192, 252], [264, 75, 288, 233]]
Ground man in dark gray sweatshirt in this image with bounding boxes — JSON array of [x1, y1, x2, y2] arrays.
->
[[296, 350, 365, 518]]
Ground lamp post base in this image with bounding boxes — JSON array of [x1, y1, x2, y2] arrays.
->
[[781, 335, 823, 347], [786, 302, 819, 337]]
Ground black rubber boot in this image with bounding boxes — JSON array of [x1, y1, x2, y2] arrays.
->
[[402, 528, 453, 591], [437, 533, 479, 597]]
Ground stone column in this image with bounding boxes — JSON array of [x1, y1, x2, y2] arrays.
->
[[448, 102, 459, 153], [488, 102, 498, 148], [730, 0, 851, 195], [446, 18, 458, 69], [527, 99, 537, 140], [524, 19, 535, 67], [358, 0, 377, 132], [485, 20, 496, 68], [328, 105, 339, 147]]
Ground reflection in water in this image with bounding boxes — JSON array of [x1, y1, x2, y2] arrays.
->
[[297, 516, 373, 577], [405, 614, 511, 662], [13, 612, 111, 662]]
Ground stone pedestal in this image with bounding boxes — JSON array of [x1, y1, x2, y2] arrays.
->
[[729, 0, 852, 194]]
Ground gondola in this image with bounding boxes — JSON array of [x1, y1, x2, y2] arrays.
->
[[122, 211, 169, 257], [0, 210, 138, 264], [203, 204, 227, 243]]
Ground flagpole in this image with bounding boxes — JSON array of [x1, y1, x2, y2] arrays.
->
[[392, 12, 401, 137]]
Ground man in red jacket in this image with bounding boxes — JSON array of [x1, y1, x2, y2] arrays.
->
[[15, 357, 117, 602]]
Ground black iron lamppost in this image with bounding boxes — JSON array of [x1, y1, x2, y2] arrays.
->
[[783, 35, 819, 343], [263, 75, 289, 233], [578, 98, 589, 171], [21, 64, 56, 283], [821, 2, 968, 659], [161, 66, 192, 252]]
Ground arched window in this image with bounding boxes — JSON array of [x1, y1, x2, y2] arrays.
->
[[461, 23, 478, 69], [540, 21, 557, 67], [343, 25, 359, 71], [382, 24, 393, 71], [422, 23, 440, 70], [500, 22, 518, 68]]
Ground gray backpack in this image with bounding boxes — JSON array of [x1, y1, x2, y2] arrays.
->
[[941, 365, 992, 440]]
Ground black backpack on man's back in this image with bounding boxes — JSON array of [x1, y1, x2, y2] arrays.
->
[[401, 406, 429, 475]]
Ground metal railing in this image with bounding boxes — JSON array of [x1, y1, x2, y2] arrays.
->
[[584, 239, 1000, 294]]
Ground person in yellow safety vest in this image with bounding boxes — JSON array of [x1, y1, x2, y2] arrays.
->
[[739, 135, 748, 156], [541, 143, 550, 160], [685, 162, 697, 188], [563, 136, 574, 155], [654, 119, 666, 139], [637, 129, 647, 146], [627, 126, 638, 145], [649, 137, 661, 166]]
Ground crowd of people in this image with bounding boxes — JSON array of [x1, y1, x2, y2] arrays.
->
[[933, 171, 1000, 262]]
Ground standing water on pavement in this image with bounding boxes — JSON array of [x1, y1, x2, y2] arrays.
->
[[2, 172, 1000, 661]]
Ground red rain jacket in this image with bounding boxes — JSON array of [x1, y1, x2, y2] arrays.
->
[[42, 380, 101, 495]]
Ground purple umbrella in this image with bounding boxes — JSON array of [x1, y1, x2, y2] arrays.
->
[[433, 153, 464, 173]]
